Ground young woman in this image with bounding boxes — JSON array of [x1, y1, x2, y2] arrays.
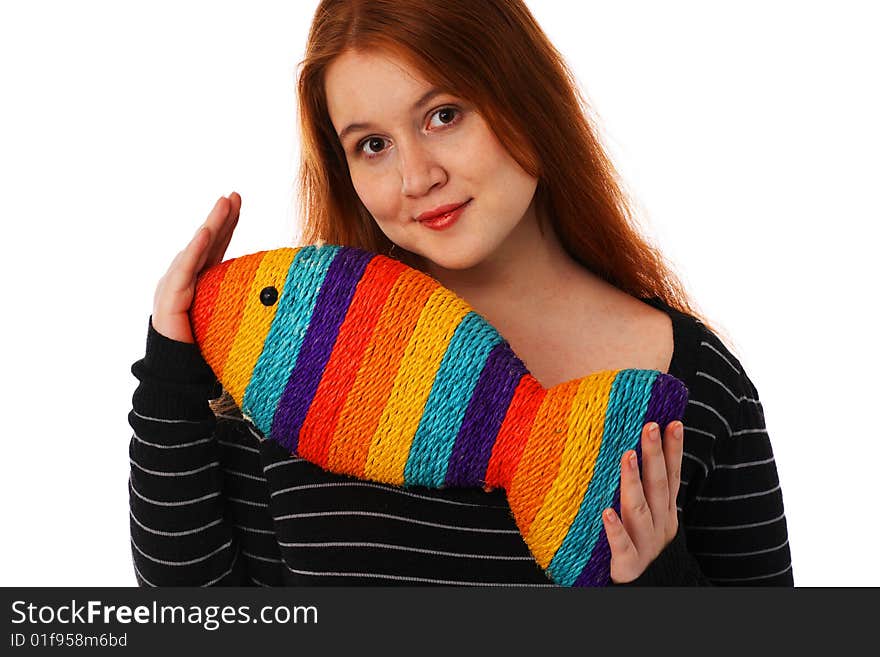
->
[[129, 0, 793, 586]]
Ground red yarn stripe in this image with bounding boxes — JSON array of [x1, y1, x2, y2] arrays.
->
[[190, 259, 233, 357], [484, 375, 546, 489]]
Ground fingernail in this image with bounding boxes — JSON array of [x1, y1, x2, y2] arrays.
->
[[604, 509, 616, 524], [649, 422, 660, 441], [675, 422, 684, 440], [628, 451, 638, 470]]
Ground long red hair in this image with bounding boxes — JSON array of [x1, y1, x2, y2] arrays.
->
[[294, 0, 727, 341]]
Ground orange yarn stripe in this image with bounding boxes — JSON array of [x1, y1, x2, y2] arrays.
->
[[298, 257, 408, 468], [190, 258, 233, 367], [326, 268, 438, 478], [484, 375, 545, 490], [203, 253, 267, 379], [508, 378, 582, 536]]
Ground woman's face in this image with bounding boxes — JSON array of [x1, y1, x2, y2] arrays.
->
[[324, 49, 539, 272]]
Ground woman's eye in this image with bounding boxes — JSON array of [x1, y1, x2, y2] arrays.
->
[[360, 136, 388, 159], [259, 286, 278, 306], [428, 107, 459, 129], [356, 106, 461, 160]]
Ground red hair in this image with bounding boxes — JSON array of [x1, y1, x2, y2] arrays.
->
[[294, 0, 726, 340]]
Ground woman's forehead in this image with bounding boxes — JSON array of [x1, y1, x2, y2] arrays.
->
[[325, 51, 444, 134]]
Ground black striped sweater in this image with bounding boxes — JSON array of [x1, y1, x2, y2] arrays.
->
[[128, 297, 794, 586]]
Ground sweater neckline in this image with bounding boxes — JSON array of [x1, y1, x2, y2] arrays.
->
[[639, 296, 699, 383]]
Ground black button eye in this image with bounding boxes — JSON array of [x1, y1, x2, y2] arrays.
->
[[259, 286, 278, 306]]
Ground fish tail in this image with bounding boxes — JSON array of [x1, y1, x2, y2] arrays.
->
[[565, 371, 688, 586], [494, 369, 688, 585]]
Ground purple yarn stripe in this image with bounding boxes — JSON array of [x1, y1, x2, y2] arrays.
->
[[270, 247, 374, 452], [573, 373, 688, 586], [443, 342, 527, 487], [644, 373, 689, 431]]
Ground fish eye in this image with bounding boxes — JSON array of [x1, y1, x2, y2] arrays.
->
[[259, 286, 278, 306]]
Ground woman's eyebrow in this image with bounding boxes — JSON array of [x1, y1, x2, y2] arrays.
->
[[337, 87, 448, 143]]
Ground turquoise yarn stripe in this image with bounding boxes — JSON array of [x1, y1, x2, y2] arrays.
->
[[243, 245, 341, 435], [403, 312, 502, 487], [547, 369, 658, 585]]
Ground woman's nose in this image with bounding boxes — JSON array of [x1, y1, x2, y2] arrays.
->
[[399, 141, 446, 197]]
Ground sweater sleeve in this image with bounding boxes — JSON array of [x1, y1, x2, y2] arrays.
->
[[610, 518, 713, 586], [127, 316, 250, 586], [679, 369, 794, 585]]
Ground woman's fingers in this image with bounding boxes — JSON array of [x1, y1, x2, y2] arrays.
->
[[618, 444, 653, 553], [640, 422, 672, 537], [214, 191, 241, 264], [193, 226, 214, 273], [603, 507, 637, 582], [663, 421, 685, 522], [204, 193, 239, 269], [604, 421, 686, 582], [163, 224, 212, 295], [151, 195, 235, 343]]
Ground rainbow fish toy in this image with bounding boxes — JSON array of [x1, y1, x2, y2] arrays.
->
[[190, 244, 688, 586]]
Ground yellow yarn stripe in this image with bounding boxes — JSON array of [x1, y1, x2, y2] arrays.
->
[[527, 370, 616, 568], [364, 286, 471, 484], [223, 248, 298, 405]]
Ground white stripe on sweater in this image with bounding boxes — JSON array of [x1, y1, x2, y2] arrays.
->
[[132, 432, 214, 449], [708, 563, 792, 583], [221, 468, 267, 482], [701, 341, 741, 375], [201, 549, 240, 587], [695, 371, 742, 403], [273, 511, 520, 534], [714, 456, 775, 470], [129, 476, 221, 507], [130, 536, 233, 566], [693, 538, 789, 558], [131, 409, 205, 424], [129, 458, 219, 478], [242, 550, 283, 564], [129, 509, 224, 537], [284, 566, 555, 587], [686, 510, 787, 531], [695, 484, 781, 502], [279, 540, 535, 560], [688, 400, 733, 438]]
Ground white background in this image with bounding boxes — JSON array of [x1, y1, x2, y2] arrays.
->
[[1, 0, 877, 586]]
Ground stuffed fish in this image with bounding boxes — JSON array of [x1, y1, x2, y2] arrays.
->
[[190, 244, 688, 587]]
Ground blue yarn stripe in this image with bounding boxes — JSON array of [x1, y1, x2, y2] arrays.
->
[[547, 369, 659, 585], [403, 312, 502, 487], [242, 245, 341, 438]]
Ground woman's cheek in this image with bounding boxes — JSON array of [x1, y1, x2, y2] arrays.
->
[[350, 170, 381, 210]]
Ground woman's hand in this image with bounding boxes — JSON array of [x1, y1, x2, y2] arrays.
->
[[602, 420, 684, 584], [151, 192, 241, 343]]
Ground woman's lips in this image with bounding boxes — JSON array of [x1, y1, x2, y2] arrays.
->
[[418, 199, 471, 231]]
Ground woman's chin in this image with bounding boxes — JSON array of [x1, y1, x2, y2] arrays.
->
[[417, 249, 486, 273]]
